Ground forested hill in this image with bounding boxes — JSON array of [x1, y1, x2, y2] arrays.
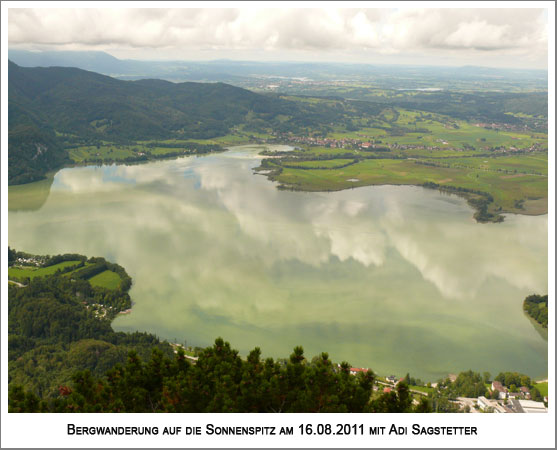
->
[[8, 60, 284, 140], [9, 61, 381, 185], [8, 61, 292, 184]]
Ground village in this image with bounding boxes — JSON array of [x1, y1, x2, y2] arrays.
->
[[261, 131, 545, 155], [348, 368, 548, 414]]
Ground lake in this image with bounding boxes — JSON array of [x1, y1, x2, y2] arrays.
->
[[8, 145, 548, 381]]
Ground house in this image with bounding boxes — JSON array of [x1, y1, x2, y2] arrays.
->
[[349, 367, 369, 376], [386, 375, 397, 383], [491, 381, 508, 400], [519, 386, 531, 399], [383, 387, 392, 393]]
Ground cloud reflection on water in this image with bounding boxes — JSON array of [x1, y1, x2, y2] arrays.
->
[[8, 146, 547, 379]]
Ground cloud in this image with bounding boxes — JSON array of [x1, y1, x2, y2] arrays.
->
[[8, 7, 548, 66]]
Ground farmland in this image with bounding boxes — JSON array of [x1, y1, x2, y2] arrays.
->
[[88, 270, 122, 290], [254, 103, 548, 223], [8, 252, 124, 293], [8, 260, 82, 281]]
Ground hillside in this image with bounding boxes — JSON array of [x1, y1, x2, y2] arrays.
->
[[8, 62, 279, 184], [8, 61, 368, 184], [8, 60, 284, 141], [7, 248, 173, 398]]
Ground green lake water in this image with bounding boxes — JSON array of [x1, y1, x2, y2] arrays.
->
[[8, 145, 548, 381]]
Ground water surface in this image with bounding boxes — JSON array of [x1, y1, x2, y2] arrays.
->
[[8, 145, 548, 380]]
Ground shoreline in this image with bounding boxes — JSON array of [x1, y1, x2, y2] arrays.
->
[[8, 141, 549, 219], [10, 142, 546, 222], [268, 178, 548, 221]]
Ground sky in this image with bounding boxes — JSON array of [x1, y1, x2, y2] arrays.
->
[[7, 5, 551, 69]]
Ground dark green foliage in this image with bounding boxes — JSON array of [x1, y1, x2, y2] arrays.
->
[[414, 396, 432, 413], [9, 339, 381, 413], [42, 253, 87, 267], [430, 392, 462, 413], [8, 247, 16, 265], [388, 91, 547, 129], [71, 263, 108, 280], [423, 182, 503, 223], [8, 124, 68, 185], [530, 386, 543, 402], [429, 371, 487, 412], [366, 381, 415, 413], [494, 372, 533, 389], [402, 372, 424, 387], [8, 250, 172, 398], [449, 371, 487, 398], [523, 294, 548, 328]]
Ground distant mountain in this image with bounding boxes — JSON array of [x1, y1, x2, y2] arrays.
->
[[9, 49, 548, 85], [8, 49, 207, 80], [8, 49, 123, 73]]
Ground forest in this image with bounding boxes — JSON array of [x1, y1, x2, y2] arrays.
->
[[523, 294, 549, 328], [10, 339, 432, 413]]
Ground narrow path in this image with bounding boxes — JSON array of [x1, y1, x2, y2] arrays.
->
[[8, 279, 26, 288]]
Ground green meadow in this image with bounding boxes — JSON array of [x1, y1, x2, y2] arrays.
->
[[9, 261, 123, 291], [88, 270, 122, 290], [8, 260, 82, 281], [283, 159, 356, 169], [266, 153, 547, 218], [533, 381, 548, 397]]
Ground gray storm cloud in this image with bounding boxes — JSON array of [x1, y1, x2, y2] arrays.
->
[[8, 7, 548, 67]]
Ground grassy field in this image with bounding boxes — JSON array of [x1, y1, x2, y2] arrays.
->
[[422, 154, 547, 176], [88, 270, 122, 290], [409, 385, 435, 395], [263, 150, 547, 220], [257, 103, 547, 222], [327, 107, 547, 151], [69, 144, 137, 162], [283, 159, 355, 169], [8, 260, 82, 280], [8, 261, 123, 291], [533, 381, 548, 397], [68, 140, 227, 163]]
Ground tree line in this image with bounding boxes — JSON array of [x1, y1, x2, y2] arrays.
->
[[523, 294, 548, 328], [9, 339, 431, 413]]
